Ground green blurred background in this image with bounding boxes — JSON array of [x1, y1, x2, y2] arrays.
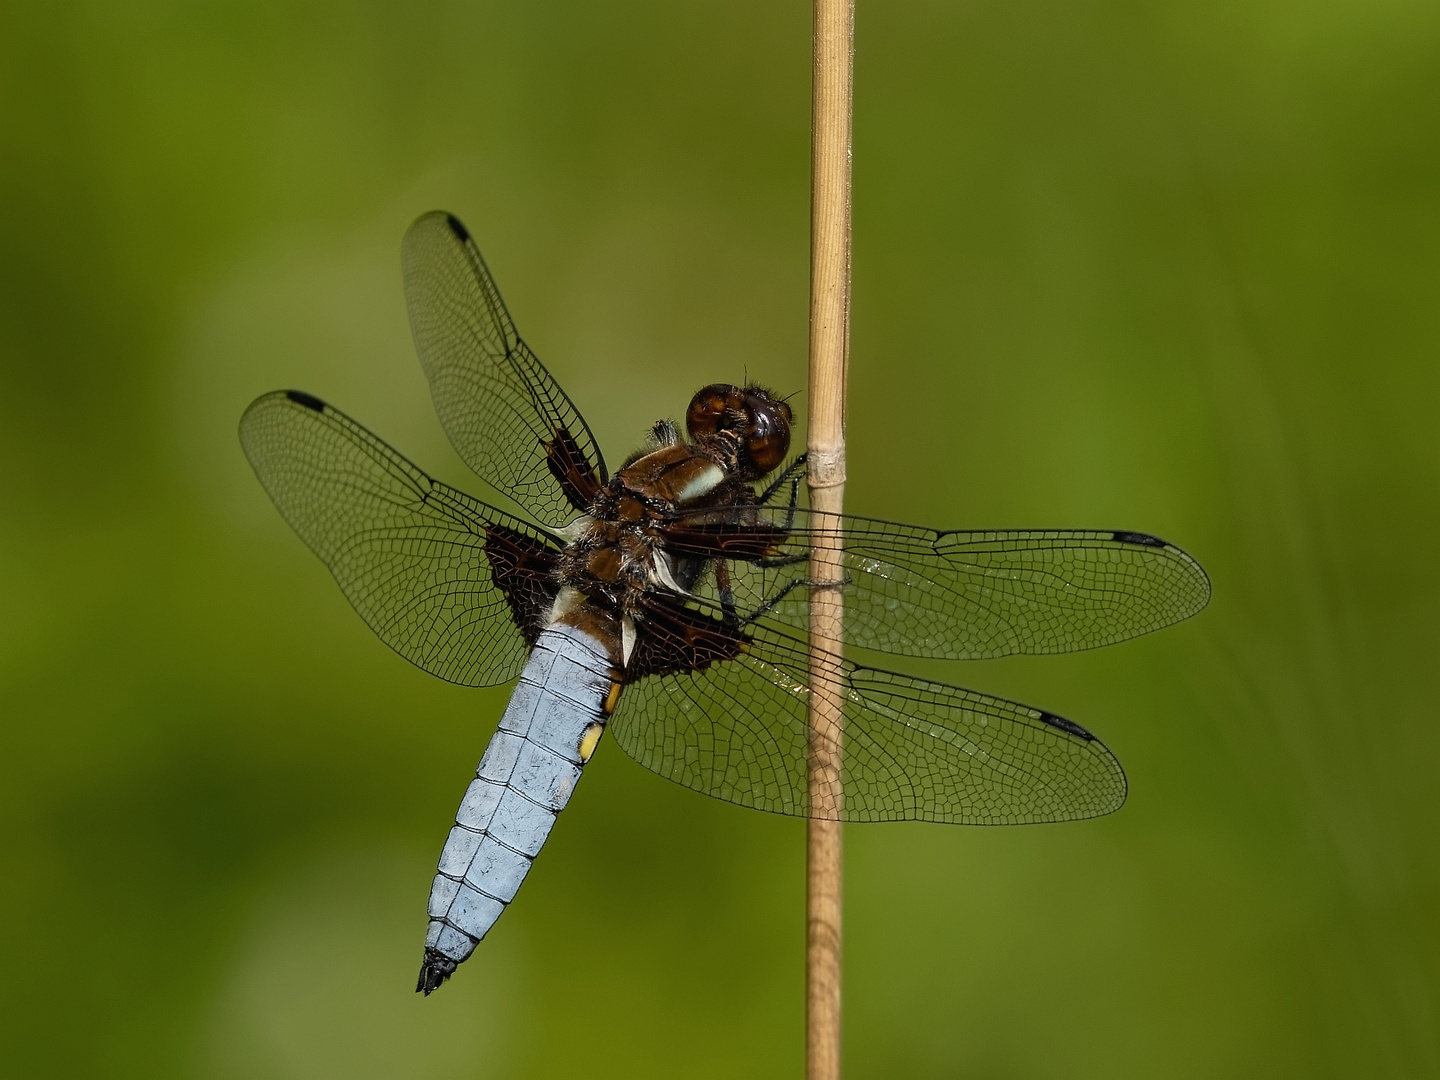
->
[[2, 1, 1437, 1076]]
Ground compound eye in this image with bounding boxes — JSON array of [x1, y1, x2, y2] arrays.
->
[[742, 395, 792, 476], [686, 383, 740, 439]]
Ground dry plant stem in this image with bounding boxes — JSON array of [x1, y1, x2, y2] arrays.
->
[[806, 1, 853, 1078]]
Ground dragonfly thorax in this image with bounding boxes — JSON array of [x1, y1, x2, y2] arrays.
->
[[556, 440, 733, 619]]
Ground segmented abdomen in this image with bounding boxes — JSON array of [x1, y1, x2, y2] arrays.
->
[[418, 623, 614, 992]]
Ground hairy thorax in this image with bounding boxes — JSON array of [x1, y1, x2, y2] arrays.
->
[[555, 441, 729, 616]]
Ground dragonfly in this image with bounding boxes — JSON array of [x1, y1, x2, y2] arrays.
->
[[240, 211, 1211, 995]]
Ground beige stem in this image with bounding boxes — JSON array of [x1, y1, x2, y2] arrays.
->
[[806, 1, 852, 1078]]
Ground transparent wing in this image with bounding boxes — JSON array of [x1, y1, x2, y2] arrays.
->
[[664, 506, 1211, 659], [402, 211, 607, 528], [612, 601, 1126, 824], [240, 390, 562, 687]]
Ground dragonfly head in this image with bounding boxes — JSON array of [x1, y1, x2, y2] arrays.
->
[[686, 383, 793, 481]]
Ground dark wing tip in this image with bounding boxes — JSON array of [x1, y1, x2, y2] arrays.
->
[[417, 948, 458, 995], [444, 213, 471, 241], [1111, 530, 1168, 548], [1112, 530, 1213, 612], [285, 389, 327, 413], [1037, 710, 1096, 741]]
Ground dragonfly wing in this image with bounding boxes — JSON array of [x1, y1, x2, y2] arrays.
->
[[240, 390, 561, 687], [667, 507, 1211, 659], [610, 604, 1126, 824], [402, 211, 607, 528]]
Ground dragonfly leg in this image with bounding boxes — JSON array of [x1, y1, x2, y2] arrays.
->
[[716, 559, 741, 627], [732, 572, 853, 629], [754, 552, 809, 570], [757, 453, 808, 509]]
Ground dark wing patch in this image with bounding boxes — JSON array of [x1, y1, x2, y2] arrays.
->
[[1111, 530, 1167, 548], [402, 211, 607, 528], [286, 389, 326, 412], [444, 213, 470, 241], [545, 427, 605, 511], [240, 390, 561, 687], [660, 519, 792, 561], [626, 594, 748, 681], [1037, 711, 1095, 741], [483, 525, 561, 646]]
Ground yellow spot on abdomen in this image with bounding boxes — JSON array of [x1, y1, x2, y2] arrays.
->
[[578, 721, 605, 763], [603, 679, 623, 715]]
